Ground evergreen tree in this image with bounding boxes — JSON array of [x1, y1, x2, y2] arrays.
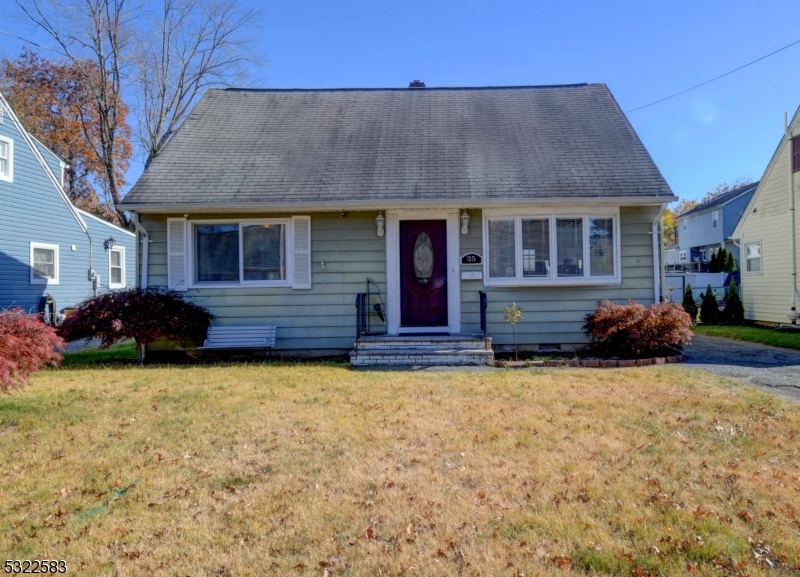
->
[[699, 283, 720, 325], [682, 284, 698, 322], [709, 251, 718, 273], [721, 279, 744, 325], [725, 249, 737, 272]]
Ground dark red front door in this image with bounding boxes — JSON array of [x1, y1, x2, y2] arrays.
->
[[400, 220, 448, 327]]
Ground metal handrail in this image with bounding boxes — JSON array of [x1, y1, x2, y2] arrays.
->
[[479, 291, 488, 337]]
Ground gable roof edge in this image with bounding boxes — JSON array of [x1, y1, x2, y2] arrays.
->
[[0, 93, 88, 234], [731, 105, 800, 239]]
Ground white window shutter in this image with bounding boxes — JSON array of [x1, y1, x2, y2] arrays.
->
[[167, 218, 188, 291], [292, 215, 311, 289]]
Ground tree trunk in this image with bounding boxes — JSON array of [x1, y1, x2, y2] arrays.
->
[[136, 340, 145, 364]]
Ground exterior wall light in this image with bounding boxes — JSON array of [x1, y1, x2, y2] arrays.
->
[[460, 210, 470, 235], [104, 237, 116, 250], [375, 211, 386, 237]]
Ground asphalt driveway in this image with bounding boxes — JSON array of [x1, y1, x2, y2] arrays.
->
[[684, 334, 800, 402]]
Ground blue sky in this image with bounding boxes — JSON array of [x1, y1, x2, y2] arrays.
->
[[3, 0, 799, 203]]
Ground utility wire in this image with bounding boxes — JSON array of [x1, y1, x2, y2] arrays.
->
[[0, 29, 65, 56], [626, 37, 800, 113]]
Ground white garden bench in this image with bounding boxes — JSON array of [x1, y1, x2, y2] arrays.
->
[[199, 325, 277, 360]]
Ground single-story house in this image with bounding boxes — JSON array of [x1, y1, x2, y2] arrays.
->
[[732, 106, 800, 325], [0, 93, 136, 322], [119, 83, 676, 363]]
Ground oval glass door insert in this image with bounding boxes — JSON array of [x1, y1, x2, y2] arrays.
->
[[413, 232, 434, 284]]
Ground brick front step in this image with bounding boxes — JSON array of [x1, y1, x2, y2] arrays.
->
[[350, 348, 494, 367]]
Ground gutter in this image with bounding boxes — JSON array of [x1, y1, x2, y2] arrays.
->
[[119, 195, 679, 214], [131, 212, 149, 288], [787, 112, 799, 323], [652, 203, 668, 303]]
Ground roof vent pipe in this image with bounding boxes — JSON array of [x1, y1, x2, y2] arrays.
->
[[409, 80, 426, 88]]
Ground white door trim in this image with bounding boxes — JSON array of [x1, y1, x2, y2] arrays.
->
[[386, 209, 461, 335]]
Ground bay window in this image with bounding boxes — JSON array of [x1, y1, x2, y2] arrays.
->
[[484, 211, 620, 285]]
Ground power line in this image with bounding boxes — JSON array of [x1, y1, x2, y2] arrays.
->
[[626, 37, 800, 113], [0, 29, 65, 56]]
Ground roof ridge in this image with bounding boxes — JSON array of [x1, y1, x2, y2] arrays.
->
[[221, 83, 595, 93]]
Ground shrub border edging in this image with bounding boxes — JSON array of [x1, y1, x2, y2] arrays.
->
[[492, 354, 685, 369]]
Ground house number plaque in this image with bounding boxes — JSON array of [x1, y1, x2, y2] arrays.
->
[[461, 253, 482, 265]]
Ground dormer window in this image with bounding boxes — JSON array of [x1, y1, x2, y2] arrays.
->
[[0, 136, 12, 182]]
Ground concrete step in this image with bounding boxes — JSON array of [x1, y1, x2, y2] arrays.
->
[[355, 335, 491, 351], [349, 348, 494, 367]]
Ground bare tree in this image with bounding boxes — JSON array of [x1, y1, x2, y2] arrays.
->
[[15, 0, 135, 224], [136, 0, 260, 167]]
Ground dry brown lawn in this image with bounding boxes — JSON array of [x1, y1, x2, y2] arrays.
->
[[1, 364, 799, 576]]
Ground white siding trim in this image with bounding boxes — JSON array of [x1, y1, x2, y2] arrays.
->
[[30, 242, 59, 285]]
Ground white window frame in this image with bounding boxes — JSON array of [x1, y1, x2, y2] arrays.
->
[[679, 251, 687, 262], [712, 211, 719, 229], [108, 246, 125, 288], [743, 240, 762, 275], [0, 135, 13, 182], [187, 218, 294, 288], [30, 242, 59, 284], [683, 219, 687, 231], [482, 208, 621, 287]]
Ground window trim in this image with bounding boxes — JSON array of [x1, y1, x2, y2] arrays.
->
[[683, 219, 687, 231], [743, 239, 762, 275], [187, 218, 294, 288], [108, 246, 125, 289], [482, 208, 621, 287], [30, 242, 59, 284], [0, 135, 13, 182], [679, 250, 687, 262], [712, 211, 719, 229]]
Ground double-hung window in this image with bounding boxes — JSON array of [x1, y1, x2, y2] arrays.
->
[[0, 136, 12, 182], [30, 242, 59, 284], [712, 211, 718, 229], [679, 251, 687, 262], [484, 211, 619, 286], [744, 241, 761, 273], [109, 247, 125, 288]]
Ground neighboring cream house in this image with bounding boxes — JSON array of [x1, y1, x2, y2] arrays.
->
[[732, 106, 800, 325]]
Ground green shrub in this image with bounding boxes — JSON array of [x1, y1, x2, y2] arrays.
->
[[699, 283, 720, 325], [720, 278, 744, 325], [682, 284, 698, 322]]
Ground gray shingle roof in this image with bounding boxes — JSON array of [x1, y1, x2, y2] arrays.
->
[[680, 181, 760, 217], [121, 84, 674, 210]]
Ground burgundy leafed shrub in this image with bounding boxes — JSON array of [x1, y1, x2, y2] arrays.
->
[[583, 300, 693, 359], [58, 288, 213, 363], [0, 308, 65, 392]]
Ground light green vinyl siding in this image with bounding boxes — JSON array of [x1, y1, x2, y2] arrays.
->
[[461, 206, 659, 347], [140, 205, 659, 352], [140, 211, 386, 352]]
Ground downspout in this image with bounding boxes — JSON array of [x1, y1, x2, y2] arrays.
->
[[786, 112, 799, 323], [130, 212, 149, 288], [652, 203, 668, 303]]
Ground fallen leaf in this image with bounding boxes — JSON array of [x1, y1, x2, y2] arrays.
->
[[551, 555, 572, 569], [407, 524, 413, 535]]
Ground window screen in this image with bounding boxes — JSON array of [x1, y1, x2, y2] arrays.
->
[[33, 247, 56, 280], [242, 224, 286, 281], [488, 219, 516, 278], [589, 218, 614, 276], [521, 218, 550, 277], [195, 224, 239, 282], [745, 242, 761, 273], [556, 218, 583, 277]]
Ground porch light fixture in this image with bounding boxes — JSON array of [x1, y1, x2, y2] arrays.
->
[[375, 211, 386, 237], [104, 237, 116, 250], [460, 210, 470, 235]]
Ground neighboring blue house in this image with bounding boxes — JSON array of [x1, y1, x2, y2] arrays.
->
[[675, 181, 758, 271], [0, 94, 135, 322]]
